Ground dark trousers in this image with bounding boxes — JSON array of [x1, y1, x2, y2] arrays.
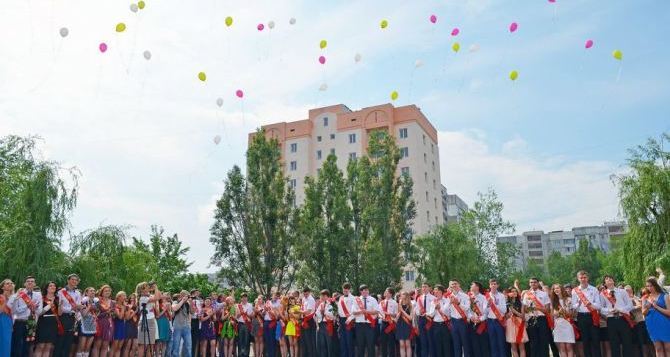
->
[[54, 314, 75, 357], [300, 319, 317, 357], [430, 322, 452, 357], [469, 323, 490, 357], [237, 322, 250, 357], [339, 317, 354, 357], [487, 319, 506, 357], [380, 322, 397, 357], [527, 316, 549, 357], [418, 316, 431, 357], [191, 318, 201, 356], [451, 319, 472, 357], [318, 322, 336, 357], [355, 323, 375, 357], [547, 325, 559, 357], [263, 320, 277, 357], [607, 316, 633, 357], [11, 320, 27, 357], [578, 313, 601, 357]]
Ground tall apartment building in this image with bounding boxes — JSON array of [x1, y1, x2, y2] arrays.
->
[[441, 185, 469, 224], [250, 103, 444, 288], [497, 221, 627, 270]]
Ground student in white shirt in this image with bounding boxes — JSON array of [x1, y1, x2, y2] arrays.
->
[[338, 282, 356, 357], [523, 277, 552, 357], [315, 289, 336, 357], [602, 275, 634, 357], [300, 287, 317, 357], [427, 284, 451, 357], [350, 284, 379, 357], [379, 287, 398, 357], [469, 281, 490, 357], [448, 280, 472, 357], [572, 270, 603, 357], [486, 279, 508, 357]]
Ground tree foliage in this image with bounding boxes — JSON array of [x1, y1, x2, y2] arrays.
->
[[210, 130, 298, 296]]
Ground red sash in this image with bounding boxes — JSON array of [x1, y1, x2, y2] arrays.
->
[[526, 291, 555, 329], [468, 293, 488, 334], [339, 297, 354, 330], [301, 300, 315, 329], [317, 302, 335, 336], [417, 295, 433, 331], [601, 291, 635, 328], [574, 287, 600, 327], [52, 302, 65, 336], [449, 294, 468, 320], [485, 292, 505, 326], [238, 304, 252, 330], [399, 309, 418, 340], [60, 289, 78, 311], [381, 300, 396, 333], [18, 290, 36, 310], [355, 297, 377, 327], [513, 317, 526, 344], [266, 301, 278, 329]]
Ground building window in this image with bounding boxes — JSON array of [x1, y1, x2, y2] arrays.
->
[[427, 210, 430, 223], [317, 136, 322, 142], [290, 143, 297, 153], [400, 147, 409, 158], [434, 198, 437, 209], [399, 128, 408, 139], [404, 270, 415, 282], [433, 179, 436, 190], [349, 152, 357, 160], [529, 251, 544, 257], [435, 216, 438, 224], [432, 161, 435, 171], [317, 150, 322, 160], [423, 135, 426, 145], [290, 161, 297, 171], [528, 242, 543, 249], [330, 134, 335, 140], [323, 117, 329, 127], [431, 143, 434, 154], [425, 191, 429, 202], [424, 153, 427, 163], [401, 167, 409, 176], [349, 133, 356, 144], [289, 179, 297, 188], [330, 148, 335, 155], [527, 235, 542, 242], [424, 172, 428, 183]]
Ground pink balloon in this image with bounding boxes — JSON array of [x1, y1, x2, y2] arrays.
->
[[257, 23, 264, 31], [585, 39, 594, 49], [509, 22, 518, 33], [451, 28, 460, 36], [236, 90, 244, 98], [429, 15, 437, 24], [99, 42, 108, 53], [548, 0, 556, 2], [318, 55, 326, 64]]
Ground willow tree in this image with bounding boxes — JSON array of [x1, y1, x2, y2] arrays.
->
[[210, 129, 298, 296], [614, 133, 670, 286], [0, 136, 78, 283]]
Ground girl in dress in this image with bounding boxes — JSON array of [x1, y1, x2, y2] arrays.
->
[[35, 282, 59, 357], [199, 298, 217, 357], [78, 287, 98, 356], [395, 291, 414, 357], [550, 283, 575, 357], [124, 293, 138, 357], [628, 285, 654, 357], [253, 295, 264, 357], [505, 287, 528, 357], [220, 296, 236, 357], [642, 277, 670, 357], [93, 285, 115, 357], [598, 285, 612, 357], [278, 296, 289, 357], [156, 294, 172, 357], [285, 295, 301, 357], [1, 279, 16, 357], [111, 292, 127, 357]]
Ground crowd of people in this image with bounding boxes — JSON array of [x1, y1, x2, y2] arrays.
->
[[1, 271, 669, 357]]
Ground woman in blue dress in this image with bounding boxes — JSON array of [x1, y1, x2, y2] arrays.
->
[[0, 279, 15, 357], [643, 277, 670, 357]]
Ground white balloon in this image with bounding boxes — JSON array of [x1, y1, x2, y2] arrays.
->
[[354, 53, 362, 63], [213, 135, 222, 145], [143, 50, 151, 60], [59, 27, 69, 38], [130, 3, 139, 12], [289, 18, 296, 25], [319, 83, 328, 91], [268, 21, 275, 29], [216, 98, 224, 107], [468, 44, 480, 53], [414, 59, 424, 68]]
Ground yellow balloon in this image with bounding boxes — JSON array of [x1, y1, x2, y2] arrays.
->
[[115, 23, 126, 32], [612, 49, 623, 61], [319, 40, 327, 49], [138, 0, 145, 9], [452, 42, 460, 53], [509, 70, 519, 81], [225, 16, 233, 27], [198, 72, 207, 82], [380, 19, 388, 29], [390, 90, 399, 101]]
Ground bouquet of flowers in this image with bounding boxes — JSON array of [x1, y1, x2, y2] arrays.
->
[[26, 313, 37, 342]]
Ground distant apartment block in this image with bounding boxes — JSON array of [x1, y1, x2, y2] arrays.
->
[[497, 221, 627, 270], [441, 185, 469, 224]]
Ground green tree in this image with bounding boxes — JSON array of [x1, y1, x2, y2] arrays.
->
[[613, 133, 670, 286], [0, 135, 78, 283], [296, 154, 354, 291], [571, 239, 602, 281], [210, 130, 298, 296], [546, 251, 574, 285]]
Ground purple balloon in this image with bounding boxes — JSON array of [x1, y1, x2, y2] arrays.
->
[[236, 89, 244, 98], [429, 15, 437, 24], [257, 23, 264, 31], [509, 22, 518, 33], [451, 28, 460, 36], [585, 39, 594, 49], [318, 55, 326, 64]]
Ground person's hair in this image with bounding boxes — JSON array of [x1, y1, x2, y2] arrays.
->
[[422, 282, 432, 288], [602, 275, 615, 285], [115, 291, 126, 302], [97, 284, 111, 298], [471, 281, 483, 292], [646, 277, 667, 294], [135, 282, 148, 297], [25, 275, 35, 282], [241, 292, 248, 298], [434, 285, 445, 293], [342, 282, 352, 290], [399, 291, 412, 307], [385, 287, 395, 296], [489, 279, 498, 284], [507, 287, 522, 311], [549, 283, 566, 310], [67, 274, 79, 281], [577, 270, 588, 278], [302, 287, 311, 293], [359, 284, 369, 292], [42, 281, 57, 295], [529, 277, 539, 282], [449, 279, 460, 284], [320, 289, 331, 297], [1, 279, 15, 294]]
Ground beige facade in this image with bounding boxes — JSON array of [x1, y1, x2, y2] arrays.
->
[[250, 103, 444, 288]]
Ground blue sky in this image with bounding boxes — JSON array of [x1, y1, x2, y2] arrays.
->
[[1, 0, 668, 271]]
